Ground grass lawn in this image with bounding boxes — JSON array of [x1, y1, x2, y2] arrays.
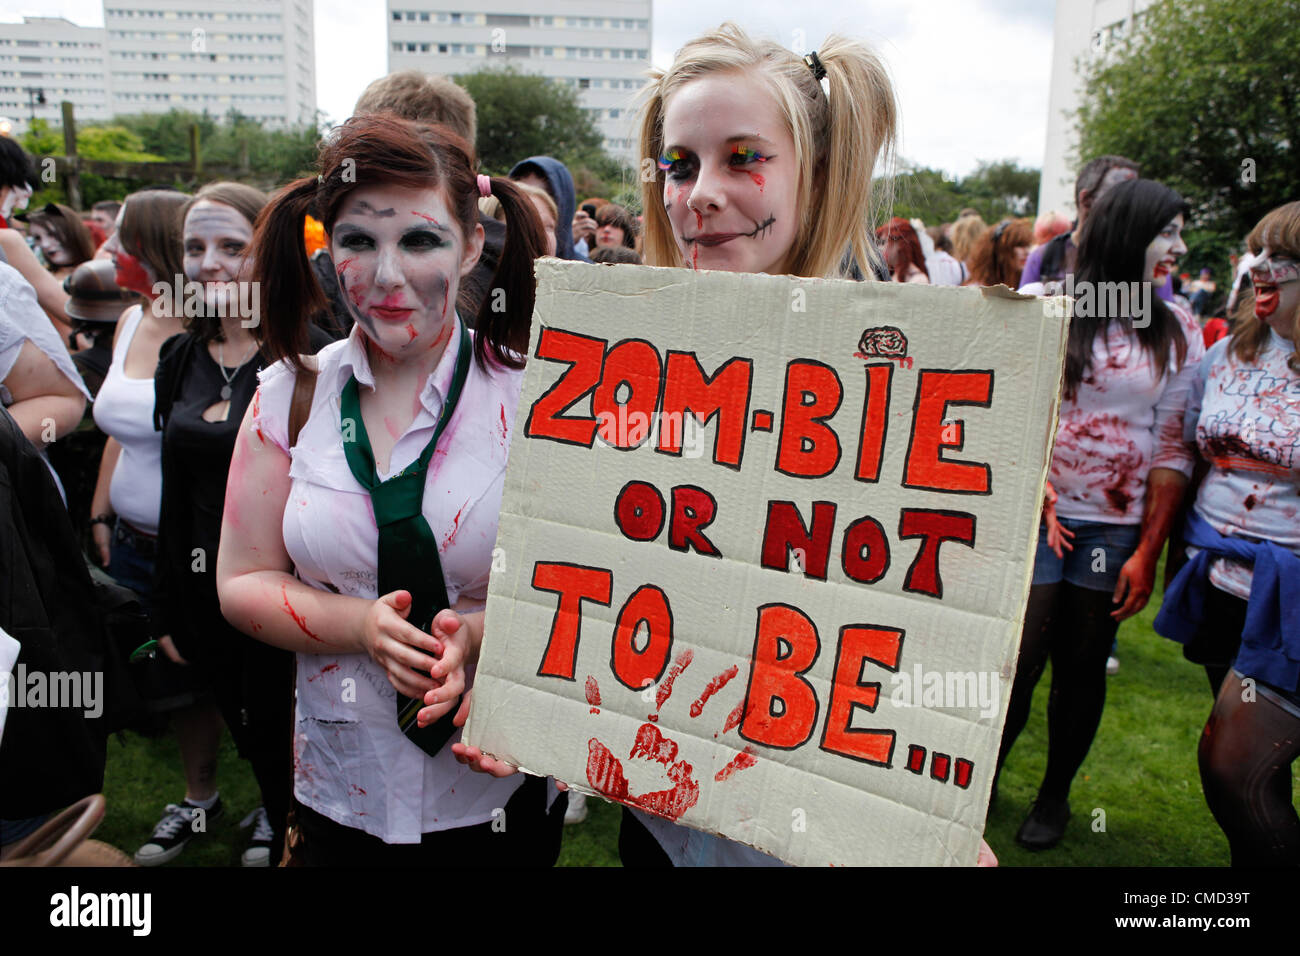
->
[[96, 564, 1297, 866]]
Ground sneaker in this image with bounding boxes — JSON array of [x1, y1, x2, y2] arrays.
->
[[240, 807, 275, 867], [1014, 798, 1070, 850], [564, 792, 588, 825], [1106, 656, 1120, 676], [134, 798, 224, 866]]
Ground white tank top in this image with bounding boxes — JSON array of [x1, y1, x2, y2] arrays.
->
[[92, 305, 162, 532]]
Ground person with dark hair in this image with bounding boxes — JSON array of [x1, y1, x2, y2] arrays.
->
[[88, 189, 231, 860], [20, 203, 97, 282], [141, 183, 333, 866], [965, 217, 1033, 288], [1000, 178, 1205, 850], [1020, 154, 1139, 289], [509, 156, 582, 260], [588, 245, 642, 265], [1154, 200, 1300, 866], [0, 138, 74, 342], [215, 114, 563, 866], [876, 217, 929, 283], [594, 203, 638, 250], [352, 73, 501, 322]]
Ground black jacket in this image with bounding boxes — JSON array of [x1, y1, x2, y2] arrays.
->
[[0, 406, 119, 818]]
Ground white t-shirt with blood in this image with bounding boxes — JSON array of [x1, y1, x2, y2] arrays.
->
[[1046, 301, 1203, 524], [1186, 330, 1300, 598], [251, 319, 530, 844]]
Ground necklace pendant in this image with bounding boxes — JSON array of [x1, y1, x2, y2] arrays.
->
[[220, 384, 233, 401]]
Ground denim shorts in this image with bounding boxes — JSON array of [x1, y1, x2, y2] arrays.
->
[[1031, 516, 1141, 592]]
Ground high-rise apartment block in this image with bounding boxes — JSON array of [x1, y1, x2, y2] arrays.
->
[[1039, 0, 1158, 216], [0, 2, 317, 136], [0, 17, 112, 134], [387, 1, 653, 164], [105, 0, 316, 129]]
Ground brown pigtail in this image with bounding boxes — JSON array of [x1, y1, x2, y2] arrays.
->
[[252, 178, 325, 372], [474, 176, 546, 369]]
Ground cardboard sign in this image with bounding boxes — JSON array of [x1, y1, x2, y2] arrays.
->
[[466, 260, 1068, 866]]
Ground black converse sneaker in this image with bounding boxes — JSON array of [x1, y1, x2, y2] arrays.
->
[[240, 807, 275, 867], [133, 798, 224, 866]]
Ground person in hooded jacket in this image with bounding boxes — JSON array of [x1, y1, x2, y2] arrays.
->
[[509, 156, 585, 261]]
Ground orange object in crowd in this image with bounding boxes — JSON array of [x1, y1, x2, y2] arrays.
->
[[304, 215, 327, 256]]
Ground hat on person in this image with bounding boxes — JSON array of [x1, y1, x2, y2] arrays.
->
[[63, 258, 136, 323]]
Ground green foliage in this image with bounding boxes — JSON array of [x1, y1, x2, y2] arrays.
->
[[78, 126, 165, 163], [16, 109, 324, 208], [1076, 0, 1300, 275], [890, 160, 1041, 226], [456, 67, 627, 196], [20, 118, 61, 157]]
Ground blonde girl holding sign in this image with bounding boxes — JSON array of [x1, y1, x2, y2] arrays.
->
[[448, 22, 998, 866]]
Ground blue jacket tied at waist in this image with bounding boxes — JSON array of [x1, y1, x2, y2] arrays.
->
[[1155, 510, 1300, 692]]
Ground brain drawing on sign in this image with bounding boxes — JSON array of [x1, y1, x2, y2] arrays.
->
[[465, 259, 1069, 866]]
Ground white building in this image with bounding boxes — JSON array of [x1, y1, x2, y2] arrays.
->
[[104, 0, 317, 129], [387, 1, 652, 164], [1039, 0, 1158, 218], [0, 17, 112, 135]]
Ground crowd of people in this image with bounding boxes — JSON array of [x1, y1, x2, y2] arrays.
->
[[0, 21, 1295, 869]]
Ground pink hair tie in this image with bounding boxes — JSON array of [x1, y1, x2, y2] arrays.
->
[[477, 174, 492, 198]]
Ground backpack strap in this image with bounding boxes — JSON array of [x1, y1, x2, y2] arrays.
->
[[287, 357, 318, 449]]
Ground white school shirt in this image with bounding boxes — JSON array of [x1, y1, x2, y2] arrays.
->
[[0, 261, 91, 501], [92, 304, 163, 531], [253, 319, 530, 843]]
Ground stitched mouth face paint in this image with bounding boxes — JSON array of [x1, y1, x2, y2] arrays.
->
[[330, 185, 468, 361], [660, 71, 799, 276]]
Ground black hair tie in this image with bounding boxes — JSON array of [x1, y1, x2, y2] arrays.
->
[[804, 51, 827, 82]]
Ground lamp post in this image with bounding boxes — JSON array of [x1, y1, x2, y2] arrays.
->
[[23, 87, 46, 124]]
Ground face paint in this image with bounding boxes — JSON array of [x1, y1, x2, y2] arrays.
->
[[31, 224, 72, 267], [1, 182, 31, 221], [1250, 249, 1300, 337], [114, 250, 155, 296], [660, 71, 799, 275], [330, 184, 480, 362], [1142, 214, 1187, 285], [183, 199, 255, 318]]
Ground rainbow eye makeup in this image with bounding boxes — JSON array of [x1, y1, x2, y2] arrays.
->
[[657, 148, 686, 172], [730, 145, 772, 164]]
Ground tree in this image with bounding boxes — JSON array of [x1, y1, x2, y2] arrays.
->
[[888, 161, 1040, 226], [1076, 0, 1300, 273], [455, 67, 623, 190]]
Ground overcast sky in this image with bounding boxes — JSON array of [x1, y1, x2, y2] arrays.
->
[[0, 0, 1056, 177]]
